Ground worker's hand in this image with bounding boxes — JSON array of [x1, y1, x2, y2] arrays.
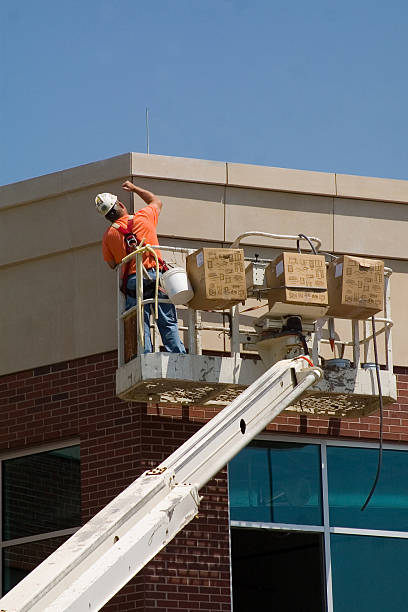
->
[[121, 181, 162, 212], [122, 180, 136, 192]]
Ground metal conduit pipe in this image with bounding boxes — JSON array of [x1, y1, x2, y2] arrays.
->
[[230, 231, 322, 251]]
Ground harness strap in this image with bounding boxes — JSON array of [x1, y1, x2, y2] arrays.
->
[[120, 216, 137, 295], [112, 216, 167, 296]]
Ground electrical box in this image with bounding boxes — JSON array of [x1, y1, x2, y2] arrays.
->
[[186, 248, 247, 310], [326, 255, 384, 319], [245, 261, 268, 292]]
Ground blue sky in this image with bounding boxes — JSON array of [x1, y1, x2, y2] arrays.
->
[[2, 0, 408, 185]]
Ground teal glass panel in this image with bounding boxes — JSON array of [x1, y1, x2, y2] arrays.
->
[[2, 445, 80, 540], [2, 535, 70, 595], [229, 442, 322, 525], [327, 446, 408, 530], [331, 534, 408, 612]]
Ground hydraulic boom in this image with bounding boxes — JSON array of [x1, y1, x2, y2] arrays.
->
[[0, 358, 321, 612]]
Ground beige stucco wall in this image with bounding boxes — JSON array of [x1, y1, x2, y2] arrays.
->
[[1, 152, 408, 375]]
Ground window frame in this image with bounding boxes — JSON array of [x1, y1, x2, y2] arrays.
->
[[229, 433, 408, 612], [0, 438, 81, 595]]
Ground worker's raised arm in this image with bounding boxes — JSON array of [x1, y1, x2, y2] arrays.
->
[[122, 181, 162, 213]]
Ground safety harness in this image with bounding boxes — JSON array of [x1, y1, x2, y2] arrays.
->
[[112, 215, 167, 296]]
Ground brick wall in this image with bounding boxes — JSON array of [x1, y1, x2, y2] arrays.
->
[[0, 353, 407, 610]]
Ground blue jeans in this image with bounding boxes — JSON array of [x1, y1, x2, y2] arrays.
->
[[126, 271, 186, 354]]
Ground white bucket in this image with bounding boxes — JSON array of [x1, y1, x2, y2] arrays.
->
[[160, 267, 194, 305]]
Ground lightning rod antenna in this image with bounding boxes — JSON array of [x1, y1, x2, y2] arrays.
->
[[146, 107, 150, 155]]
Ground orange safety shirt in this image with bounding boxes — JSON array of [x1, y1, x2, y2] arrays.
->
[[102, 205, 163, 275]]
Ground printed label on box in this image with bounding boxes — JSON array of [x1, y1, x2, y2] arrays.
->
[[335, 263, 343, 278], [196, 252, 204, 267], [276, 260, 284, 277]]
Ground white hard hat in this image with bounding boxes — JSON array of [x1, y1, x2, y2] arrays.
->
[[95, 193, 118, 216]]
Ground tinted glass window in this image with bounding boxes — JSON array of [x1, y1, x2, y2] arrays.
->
[[327, 446, 408, 530], [2, 535, 70, 595], [2, 446, 80, 540], [232, 528, 325, 611], [331, 534, 408, 612], [229, 442, 322, 525]]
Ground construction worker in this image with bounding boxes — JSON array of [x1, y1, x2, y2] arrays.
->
[[95, 181, 186, 354]]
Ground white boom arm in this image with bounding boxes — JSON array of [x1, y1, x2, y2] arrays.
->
[[0, 358, 321, 612]]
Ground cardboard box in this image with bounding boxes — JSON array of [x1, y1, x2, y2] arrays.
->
[[266, 252, 328, 313], [327, 255, 384, 319], [186, 248, 247, 310]]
